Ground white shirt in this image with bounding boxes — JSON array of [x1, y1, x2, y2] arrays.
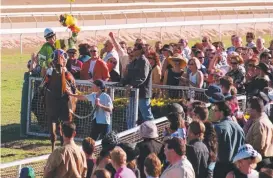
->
[[88, 60, 97, 75], [104, 49, 120, 74], [85, 92, 113, 125]]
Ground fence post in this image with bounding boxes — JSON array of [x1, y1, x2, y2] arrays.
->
[[109, 87, 115, 101], [26, 77, 33, 135], [20, 34, 23, 54], [17, 164, 22, 178], [127, 89, 139, 129], [20, 72, 30, 137]]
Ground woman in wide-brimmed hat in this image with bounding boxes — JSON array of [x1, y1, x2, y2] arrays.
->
[[163, 54, 187, 86], [226, 144, 261, 178], [163, 54, 187, 98]]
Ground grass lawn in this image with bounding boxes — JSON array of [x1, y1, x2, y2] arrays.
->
[[1, 35, 272, 163], [1, 49, 55, 163]]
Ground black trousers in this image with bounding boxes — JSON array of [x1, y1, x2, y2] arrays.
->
[[90, 119, 110, 141], [213, 162, 234, 178]]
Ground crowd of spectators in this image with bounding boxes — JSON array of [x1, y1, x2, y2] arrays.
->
[[21, 29, 273, 178], [22, 94, 272, 178]]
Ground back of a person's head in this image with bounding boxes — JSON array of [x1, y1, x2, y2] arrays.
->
[[167, 103, 185, 118], [93, 169, 111, 178], [167, 112, 182, 131], [102, 131, 119, 151], [78, 43, 91, 56], [62, 122, 76, 138], [189, 120, 206, 140], [214, 102, 232, 117], [82, 137, 95, 156], [249, 96, 264, 113], [203, 121, 218, 162], [220, 76, 233, 91], [193, 105, 209, 121], [164, 137, 186, 156], [144, 153, 162, 177], [110, 146, 127, 167]]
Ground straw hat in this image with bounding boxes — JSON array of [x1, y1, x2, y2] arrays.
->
[[168, 53, 187, 69]]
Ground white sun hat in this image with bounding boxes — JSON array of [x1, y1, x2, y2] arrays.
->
[[233, 144, 262, 163]]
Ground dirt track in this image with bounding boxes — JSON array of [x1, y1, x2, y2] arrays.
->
[[1, 0, 272, 50]]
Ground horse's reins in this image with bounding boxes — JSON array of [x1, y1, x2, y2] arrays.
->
[[68, 92, 101, 119]]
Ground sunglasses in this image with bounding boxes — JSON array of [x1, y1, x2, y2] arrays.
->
[[231, 62, 238, 65], [109, 60, 117, 65], [147, 56, 154, 60], [198, 57, 205, 59], [172, 59, 181, 63], [188, 63, 195, 66], [246, 36, 253, 38], [90, 50, 97, 53], [68, 52, 76, 54], [202, 40, 207, 42], [206, 49, 214, 52]]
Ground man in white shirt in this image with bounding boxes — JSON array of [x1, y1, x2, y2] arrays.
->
[[102, 40, 120, 76]]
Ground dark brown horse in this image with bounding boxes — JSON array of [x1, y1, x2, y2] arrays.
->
[[44, 52, 77, 151]]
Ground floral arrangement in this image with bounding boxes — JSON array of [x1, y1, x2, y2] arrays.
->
[[59, 14, 81, 33]]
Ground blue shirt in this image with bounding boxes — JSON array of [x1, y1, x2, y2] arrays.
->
[[85, 92, 113, 125], [214, 117, 245, 163]]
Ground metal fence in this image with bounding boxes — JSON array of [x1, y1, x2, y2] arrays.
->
[[0, 117, 169, 178], [27, 77, 139, 140], [26, 77, 247, 139]]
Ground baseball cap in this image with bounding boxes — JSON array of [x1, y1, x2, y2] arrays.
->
[[205, 84, 222, 97], [208, 92, 225, 103], [93, 79, 106, 90]]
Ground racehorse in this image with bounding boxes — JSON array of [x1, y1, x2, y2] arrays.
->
[[44, 50, 77, 151]]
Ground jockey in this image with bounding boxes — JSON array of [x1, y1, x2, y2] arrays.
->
[[37, 27, 78, 77]]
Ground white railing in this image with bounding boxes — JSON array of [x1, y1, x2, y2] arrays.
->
[[1, 18, 273, 54], [2, 6, 272, 18], [1, 0, 271, 10], [2, 18, 272, 35]]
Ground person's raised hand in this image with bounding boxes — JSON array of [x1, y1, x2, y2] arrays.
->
[[109, 32, 114, 38]]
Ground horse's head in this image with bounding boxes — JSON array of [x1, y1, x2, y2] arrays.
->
[[51, 49, 68, 73], [49, 49, 70, 94]]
